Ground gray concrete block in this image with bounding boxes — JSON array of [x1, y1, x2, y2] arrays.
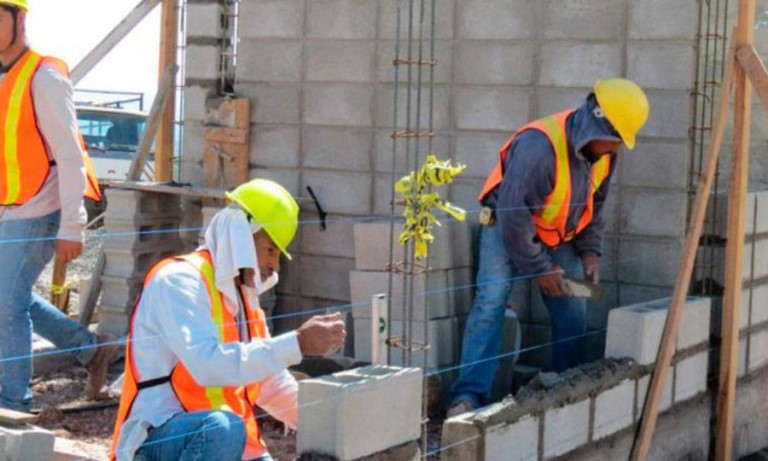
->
[[674, 351, 708, 403], [748, 329, 768, 372], [454, 41, 534, 85], [0, 424, 55, 461], [306, 0, 377, 39], [183, 86, 214, 124], [485, 416, 539, 461], [235, 39, 302, 83], [540, 0, 624, 39], [250, 125, 300, 168], [104, 189, 182, 222], [538, 42, 623, 87], [440, 416, 482, 460], [99, 275, 144, 311], [302, 170, 371, 215], [536, 88, 591, 120], [628, 0, 698, 40], [454, 87, 531, 131], [372, 174, 397, 216], [636, 372, 673, 417], [617, 284, 672, 308], [605, 297, 711, 365], [302, 127, 372, 171], [456, 0, 535, 39], [305, 41, 375, 83], [298, 255, 354, 301], [748, 238, 768, 280], [304, 84, 374, 127], [620, 141, 690, 190], [452, 132, 509, 179], [102, 247, 178, 279], [628, 43, 695, 90], [388, 318, 457, 368], [185, 45, 220, 82], [375, 85, 451, 130], [379, 0, 455, 40], [642, 90, 690, 139], [297, 366, 422, 460], [739, 337, 748, 379], [181, 121, 205, 165], [248, 168, 301, 197], [376, 40, 454, 84], [543, 399, 590, 458], [299, 213, 355, 259], [235, 83, 300, 124], [102, 219, 182, 252], [238, 0, 304, 39], [749, 282, 768, 326], [753, 191, 768, 234], [593, 379, 635, 441], [618, 237, 683, 287], [185, 2, 224, 38]]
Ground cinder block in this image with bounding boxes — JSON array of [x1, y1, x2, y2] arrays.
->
[[543, 399, 590, 458], [538, 42, 622, 87], [711, 191, 757, 239], [297, 366, 422, 460], [674, 351, 708, 403], [297, 255, 354, 302], [748, 329, 768, 372], [183, 86, 215, 123], [250, 125, 301, 169], [301, 170, 371, 216], [440, 417, 482, 460], [376, 40, 454, 84], [629, 0, 698, 40], [237, 0, 304, 39], [235, 39, 302, 83], [99, 275, 144, 311], [299, 212, 356, 259], [452, 132, 509, 179], [453, 87, 531, 132], [102, 219, 182, 252], [637, 372, 673, 417], [485, 416, 539, 461], [305, 41, 375, 83], [593, 379, 635, 441], [302, 127, 372, 171], [752, 283, 768, 326], [454, 42, 534, 85], [185, 45, 220, 82], [540, 0, 623, 39], [375, 85, 451, 131], [306, 0, 377, 39], [102, 247, 178, 279], [642, 90, 689, 139], [0, 424, 55, 461], [627, 43, 695, 90], [105, 189, 181, 220], [618, 237, 683, 287], [235, 83, 300, 125], [619, 188, 687, 238], [620, 141, 689, 190], [304, 84, 374, 127], [379, 0, 454, 40], [739, 337, 748, 379], [185, 2, 224, 38], [605, 297, 711, 365], [456, 0, 535, 39]]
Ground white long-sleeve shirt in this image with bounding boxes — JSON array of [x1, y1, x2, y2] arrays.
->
[[115, 260, 302, 461], [0, 61, 88, 241]]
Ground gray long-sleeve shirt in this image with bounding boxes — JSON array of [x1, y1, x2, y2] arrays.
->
[[488, 97, 620, 276]]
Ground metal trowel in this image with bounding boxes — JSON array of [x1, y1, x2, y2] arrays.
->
[[562, 276, 605, 300]]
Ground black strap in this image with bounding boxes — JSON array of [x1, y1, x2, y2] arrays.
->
[[136, 375, 171, 390]]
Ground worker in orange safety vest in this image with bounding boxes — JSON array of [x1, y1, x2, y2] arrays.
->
[[448, 79, 650, 417], [110, 179, 347, 461], [0, 0, 116, 413]]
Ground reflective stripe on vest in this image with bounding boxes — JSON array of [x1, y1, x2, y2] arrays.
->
[[109, 251, 268, 461], [478, 110, 612, 248], [0, 50, 101, 205]]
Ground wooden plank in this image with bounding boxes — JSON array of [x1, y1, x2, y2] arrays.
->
[[109, 181, 227, 199], [204, 98, 251, 129], [716, 3, 755, 459], [155, 0, 179, 182], [736, 45, 768, 116], [204, 127, 249, 145], [631, 42, 737, 461], [70, 0, 162, 85], [203, 143, 250, 189], [0, 408, 37, 425]]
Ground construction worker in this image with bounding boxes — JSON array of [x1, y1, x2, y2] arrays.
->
[[110, 178, 347, 461], [0, 0, 116, 411], [448, 78, 649, 416]]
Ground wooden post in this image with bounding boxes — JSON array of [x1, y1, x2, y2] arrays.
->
[[716, 1, 755, 459], [155, 0, 179, 182], [736, 45, 768, 116], [630, 43, 737, 461]]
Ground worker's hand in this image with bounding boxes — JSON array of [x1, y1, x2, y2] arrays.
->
[[581, 252, 600, 284], [296, 312, 347, 357], [536, 264, 567, 297], [56, 239, 83, 265]]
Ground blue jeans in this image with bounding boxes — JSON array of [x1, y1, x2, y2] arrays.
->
[[134, 411, 252, 461], [0, 211, 97, 411], [450, 224, 587, 408]]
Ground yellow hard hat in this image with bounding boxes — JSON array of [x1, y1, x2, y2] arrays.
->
[[225, 178, 299, 260], [0, 0, 28, 11], [594, 78, 649, 150]]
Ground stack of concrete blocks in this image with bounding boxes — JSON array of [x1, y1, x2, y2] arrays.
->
[[297, 366, 422, 460], [98, 189, 183, 336], [349, 221, 472, 375], [0, 425, 54, 461]]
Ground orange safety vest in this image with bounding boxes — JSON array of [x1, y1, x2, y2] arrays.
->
[[478, 110, 612, 248], [0, 49, 101, 206], [109, 250, 268, 461]]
